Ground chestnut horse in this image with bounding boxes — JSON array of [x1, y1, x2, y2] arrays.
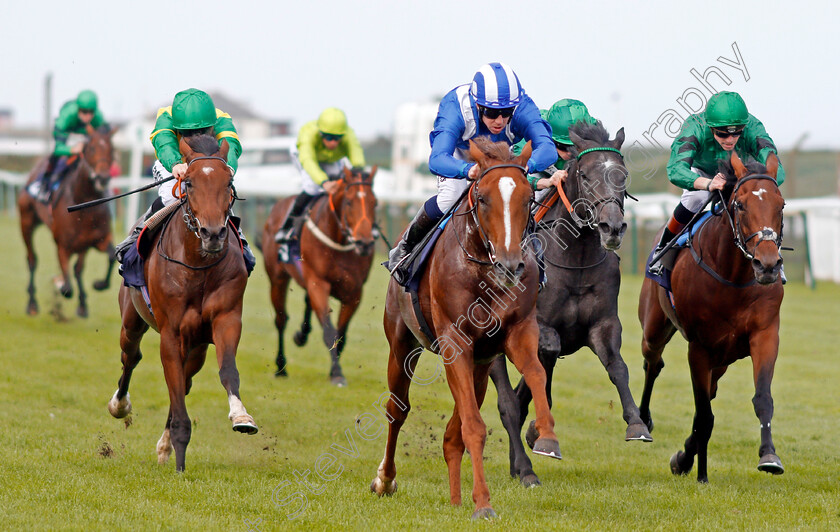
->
[[18, 124, 117, 317], [638, 152, 785, 483], [370, 139, 560, 520], [107, 135, 257, 472], [261, 166, 377, 386], [490, 122, 651, 488]]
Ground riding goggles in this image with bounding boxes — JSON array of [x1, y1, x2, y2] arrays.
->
[[479, 106, 515, 119], [321, 132, 344, 142], [711, 126, 745, 139]]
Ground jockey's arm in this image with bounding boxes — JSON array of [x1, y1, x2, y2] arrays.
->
[[429, 129, 473, 178], [666, 117, 704, 190]]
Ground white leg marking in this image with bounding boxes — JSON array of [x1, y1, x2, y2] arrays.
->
[[228, 393, 247, 420], [498, 177, 516, 251]]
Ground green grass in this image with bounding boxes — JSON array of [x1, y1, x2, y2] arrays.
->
[[0, 215, 838, 531]]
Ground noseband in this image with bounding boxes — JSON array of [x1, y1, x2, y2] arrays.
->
[[561, 147, 629, 229]]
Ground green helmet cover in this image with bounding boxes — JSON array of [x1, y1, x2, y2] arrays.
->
[[705, 91, 748, 128], [546, 98, 595, 145], [76, 90, 98, 111], [172, 88, 217, 130], [317, 107, 348, 136]]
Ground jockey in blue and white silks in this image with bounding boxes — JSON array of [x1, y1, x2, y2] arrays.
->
[[386, 62, 556, 281]]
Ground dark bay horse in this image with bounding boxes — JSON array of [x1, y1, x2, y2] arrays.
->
[[490, 122, 651, 487], [261, 166, 377, 386], [108, 135, 257, 472], [17, 124, 117, 317], [370, 139, 560, 520], [638, 152, 785, 483]]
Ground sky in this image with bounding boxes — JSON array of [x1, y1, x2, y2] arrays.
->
[[4, 0, 839, 150]]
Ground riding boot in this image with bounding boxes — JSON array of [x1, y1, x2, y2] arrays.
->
[[229, 215, 256, 276], [386, 205, 439, 280], [115, 199, 162, 264], [35, 156, 57, 202], [648, 211, 688, 275], [275, 192, 314, 243]]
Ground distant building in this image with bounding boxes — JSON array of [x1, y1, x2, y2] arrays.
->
[[391, 100, 439, 195], [0, 108, 13, 132]]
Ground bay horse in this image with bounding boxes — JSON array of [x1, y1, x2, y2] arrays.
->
[[638, 151, 785, 483], [107, 135, 258, 472], [261, 166, 377, 386], [17, 124, 117, 317], [490, 122, 651, 487], [370, 139, 560, 520]]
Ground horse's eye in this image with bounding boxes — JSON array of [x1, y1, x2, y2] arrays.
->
[[735, 202, 744, 211], [478, 195, 487, 205], [184, 180, 193, 189]]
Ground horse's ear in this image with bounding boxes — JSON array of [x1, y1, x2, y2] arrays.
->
[[611, 127, 625, 150], [468, 139, 486, 168], [219, 139, 230, 160], [730, 150, 748, 180], [108, 125, 119, 139], [765, 152, 779, 180], [179, 136, 194, 160], [515, 141, 532, 168], [86, 123, 96, 137], [343, 165, 353, 180], [369, 165, 378, 181], [568, 128, 584, 148]]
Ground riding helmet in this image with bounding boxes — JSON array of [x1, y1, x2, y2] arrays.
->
[[76, 90, 98, 112], [545, 99, 596, 145], [317, 107, 348, 136], [705, 91, 749, 130], [470, 62, 522, 109], [172, 88, 217, 130]]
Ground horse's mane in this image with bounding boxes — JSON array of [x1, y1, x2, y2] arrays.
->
[[568, 120, 611, 144], [716, 157, 768, 201], [185, 134, 220, 156], [472, 136, 515, 162]]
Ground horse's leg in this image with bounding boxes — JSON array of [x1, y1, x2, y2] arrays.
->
[[489, 357, 539, 487], [159, 332, 191, 472], [638, 280, 677, 432], [305, 277, 344, 386], [55, 245, 74, 299], [442, 405, 465, 506], [269, 271, 291, 377], [293, 295, 313, 347], [19, 206, 40, 315], [750, 329, 784, 474], [371, 305, 419, 498], [443, 352, 495, 519], [588, 318, 652, 442], [108, 288, 149, 418], [213, 313, 258, 434], [73, 251, 89, 318], [505, 321, 561, 460], [157, 408, 173, 465], [520, 324, 561, 450], [671, 343, 714, 482], [334, 296, 361, 359], [93, 241, 116, 291]]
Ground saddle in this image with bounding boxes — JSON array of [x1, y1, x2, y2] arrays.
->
[[645, 210, 715, 293]]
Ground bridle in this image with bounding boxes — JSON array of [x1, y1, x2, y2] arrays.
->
[[455, 163, 531, 265], [177, 156, 236, 238], [326, 173, 376, 245], [557, 146, 631, 230], [719, 174, 784, 262]]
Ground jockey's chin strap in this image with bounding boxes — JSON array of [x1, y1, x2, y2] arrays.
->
[[458, 163, 529, 265], [720, 174, 785, 262], [179, 156, 236, 237]]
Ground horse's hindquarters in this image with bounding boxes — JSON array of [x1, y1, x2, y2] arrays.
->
[[128, 287, 159, 332]]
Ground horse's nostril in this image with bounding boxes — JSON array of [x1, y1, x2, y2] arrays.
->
[[219, 226, 227, 240], [199, 227, 210, 239]]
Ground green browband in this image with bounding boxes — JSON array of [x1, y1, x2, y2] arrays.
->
[[576, 147, 623, 160]]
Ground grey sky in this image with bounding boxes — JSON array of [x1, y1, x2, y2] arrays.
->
[[4, 0, 838, 149]]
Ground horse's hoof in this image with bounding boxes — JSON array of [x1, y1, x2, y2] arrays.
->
[[274, 367, 288, 378], [292, 331, 308, 347], [92, 280, 109, 291], [232, 415, 259, 435], [520, 473, 541, 488], [370, 477, 397, 496], [670, 450, 692, 475], [26, 302, 39, 316], [758, 454, 784, 475], [471, 507, 498, 520], [107, 391, 132, 418], [331, 375, 347, 387], [625, 423, 653, 442], [524, 420, 538, 450], [76, 306, 88, 318], [532, 438, 562, 460]]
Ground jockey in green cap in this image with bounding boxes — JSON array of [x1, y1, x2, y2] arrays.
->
[[114, 88, 254, 272], [35, 90, 109, 202], [648, 91, 785, 276], [274, 107, 366, 251]]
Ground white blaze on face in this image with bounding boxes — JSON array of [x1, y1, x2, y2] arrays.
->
[[498, 176, 516, 250], [202, 167, 213, 176], [752, 188, 768, 200]]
